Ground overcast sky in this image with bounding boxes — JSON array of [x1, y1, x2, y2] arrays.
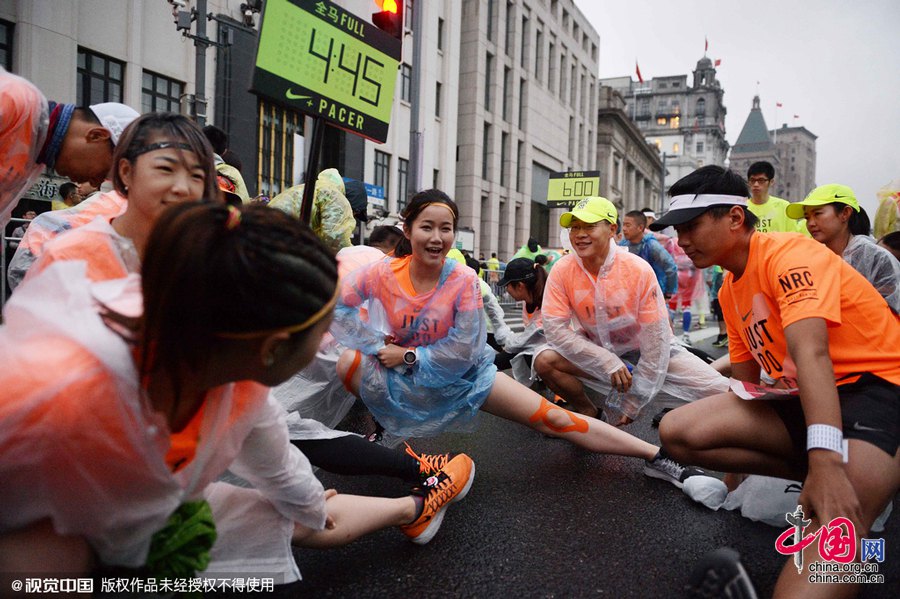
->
[[574, 0, 900, 216]]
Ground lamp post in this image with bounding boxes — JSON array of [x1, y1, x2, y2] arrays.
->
[[659, 151, 668, 211]]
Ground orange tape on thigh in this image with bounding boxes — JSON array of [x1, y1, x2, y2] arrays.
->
[[342, 350, 362, 393], [528, 398, 589, 434]]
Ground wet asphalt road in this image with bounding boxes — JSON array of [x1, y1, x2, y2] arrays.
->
[[288, 330, 898, 598]]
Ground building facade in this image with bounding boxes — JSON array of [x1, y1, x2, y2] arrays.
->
[[600, 57, 729, 196], [455, 0, 600, 258], [771, 124, 817, 201], [729, 94, 778, 186], [595, 85, 662, 213]]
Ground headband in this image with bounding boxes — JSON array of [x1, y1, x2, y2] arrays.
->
[[215, 284, 340, 340], [422, 202, 456, 216], [133, 141, 194, 159]]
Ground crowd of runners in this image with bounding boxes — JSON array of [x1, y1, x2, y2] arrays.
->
[[1, 66, 898, 598]]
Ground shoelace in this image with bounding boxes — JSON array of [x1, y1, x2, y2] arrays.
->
[[421, 472, 457, 515], [657, 457, 685, 477], [405, 442, 449, 475]]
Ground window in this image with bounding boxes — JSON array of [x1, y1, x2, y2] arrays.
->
[[672, 142, 680, 154], [400, 63, 412, 102], [77, 48, 125, 105], [696, 98, 706, 116], [435, 81, 442, 117], [535, 28, 543, 81], [141, 70, 183, 114], [375, 150, 391, 204], [518, 78, 526, 129], [559, 53, 567, 101], [696, 141, 704, 154], [654, 139, 662, 150], [520, 14, 529, 69], [500, 132, 509, 186], [669, 116, 680, 129], [433, 169, 440, 189], [548, 39, 557, 93], [257, 100, 302, 196], [504, 2, 515, 56], [569, 63, 576, 107], [405, 0, 413, 29], [502, 67, 511, 121], [482, 123, 491, 180], [0, 19, 12, 71], [516, 140, 524, 191], [487, 0, 496, 41], [437, 18, 445, 51], [672, 81, 681, 87], [484, 53, 493, 109], [398, 158, 409, 212], [639, 97, 650, 117], [657, 117, 667, 126]]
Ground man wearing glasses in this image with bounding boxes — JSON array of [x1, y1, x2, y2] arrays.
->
[[746, 161, 808, 234]]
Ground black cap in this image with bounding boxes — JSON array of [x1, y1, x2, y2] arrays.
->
[[497, 257, 538, 286]]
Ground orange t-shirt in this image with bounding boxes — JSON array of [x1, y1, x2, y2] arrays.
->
[[720, 233, 900, 385]]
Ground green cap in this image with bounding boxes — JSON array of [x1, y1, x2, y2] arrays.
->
[[786, 184, 859, 219], [559, 196, 618, 228]]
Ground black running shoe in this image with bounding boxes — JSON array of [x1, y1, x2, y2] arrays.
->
[[686, 547, 758, 598]]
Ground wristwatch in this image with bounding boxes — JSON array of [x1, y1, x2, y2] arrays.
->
[[403, 348, 417, 366]]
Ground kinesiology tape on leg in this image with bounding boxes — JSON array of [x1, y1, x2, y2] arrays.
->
[[342, 350, 362, 392], [528, 399, 589, 434]]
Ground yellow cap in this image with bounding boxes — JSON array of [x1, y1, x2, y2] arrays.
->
[[786, 184, 859, 219], [559, 196, 618, 228]]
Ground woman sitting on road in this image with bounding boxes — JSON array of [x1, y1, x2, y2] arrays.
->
[[333, 189, 700, 488]]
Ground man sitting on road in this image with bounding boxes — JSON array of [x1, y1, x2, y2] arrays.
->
[[656, 165, 900, 598], [534, 197, 728, 425]]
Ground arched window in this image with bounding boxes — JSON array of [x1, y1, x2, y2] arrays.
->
[[696, 98, 707, 116]]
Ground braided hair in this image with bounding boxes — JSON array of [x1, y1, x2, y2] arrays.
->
[[140, 202, 338, 393]]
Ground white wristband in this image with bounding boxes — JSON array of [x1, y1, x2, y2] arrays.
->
[[807, 424, 848, 463]]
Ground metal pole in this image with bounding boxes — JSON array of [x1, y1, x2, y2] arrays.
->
[[300, 117, 325, 224], [194, 0, 208, 126], [408, 0, 425, 198]]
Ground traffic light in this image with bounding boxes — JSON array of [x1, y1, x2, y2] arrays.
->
[[372, 0, 403, 40]]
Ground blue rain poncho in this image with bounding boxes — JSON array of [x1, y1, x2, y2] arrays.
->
[[332, 256, 496, 437]]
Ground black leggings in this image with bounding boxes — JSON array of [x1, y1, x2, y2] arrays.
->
[[292, 436, 420, 482]]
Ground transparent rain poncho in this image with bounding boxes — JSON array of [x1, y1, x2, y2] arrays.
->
[[843, 234, 900, 314], [0, 263, 326, 577], [8, 189, 127, 290], [543, 241, 726, 419], [504, 307, 547, 384], [0, 68, 49, 227], [274, 245, 387, 435], [332, 256, 496, 437], [269, 168, 356, 252]]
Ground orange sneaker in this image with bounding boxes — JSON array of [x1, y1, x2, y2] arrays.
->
[[404, 442, 454, 480], [401, 453, 475, 545]]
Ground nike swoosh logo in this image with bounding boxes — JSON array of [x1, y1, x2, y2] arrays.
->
[[851, 421, 883, 433], [285, 89, 311, 100], [741, 309, 752, 322]]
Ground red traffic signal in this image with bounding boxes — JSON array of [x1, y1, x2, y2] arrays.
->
[[373, 0, 403, 40]]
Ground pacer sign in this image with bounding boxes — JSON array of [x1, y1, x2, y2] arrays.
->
[[252, 0, 401, 143]]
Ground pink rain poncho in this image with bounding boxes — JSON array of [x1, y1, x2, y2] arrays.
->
[[542, 240, 727, 420], [332, 255, 496, 437], [8, 189, 127, 289], [0, 263, 326, 581]]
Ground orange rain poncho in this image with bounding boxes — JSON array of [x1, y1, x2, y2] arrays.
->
[[542, 240, 727, 420]]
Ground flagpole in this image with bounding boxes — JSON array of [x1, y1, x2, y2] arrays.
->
[[773, 102, 778, 145]]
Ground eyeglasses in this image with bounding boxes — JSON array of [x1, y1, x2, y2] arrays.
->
[[748, 177, 770, 185]]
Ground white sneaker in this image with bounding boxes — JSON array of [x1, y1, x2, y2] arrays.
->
[[644, 450, 705, 489], [681, 333, 692, 346]]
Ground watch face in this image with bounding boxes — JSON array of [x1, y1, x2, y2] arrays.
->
[[403, 350, 416, 365]]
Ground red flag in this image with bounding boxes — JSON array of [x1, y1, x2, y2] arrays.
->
[[714, 58, 722, 67], [635, 61, 644, 83], [705, 37, 708, 52], [776, 102, 783, 108]]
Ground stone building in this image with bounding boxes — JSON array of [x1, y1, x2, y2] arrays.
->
[[595, 85, 662, 213], [455, 0, 600, 257], [729, 95, 778, 185], [771, 124, 817, 201], [600, 56, 729, 194]]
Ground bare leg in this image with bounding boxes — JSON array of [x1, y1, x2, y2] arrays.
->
[[0, 519, 94, 578], [660, 392, 799, 479], [336, 349, 362, 397], [481, 372, 657, 460], [773, 441, 900, 599], [293, 494, 416, 549], [533, 350, 599, 417]]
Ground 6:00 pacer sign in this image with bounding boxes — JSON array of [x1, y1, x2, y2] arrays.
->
[[252, 0, 401, 143]]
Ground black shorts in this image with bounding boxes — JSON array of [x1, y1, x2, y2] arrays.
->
[[710, 298, 724, 320], [770, 373, 900, 466]]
